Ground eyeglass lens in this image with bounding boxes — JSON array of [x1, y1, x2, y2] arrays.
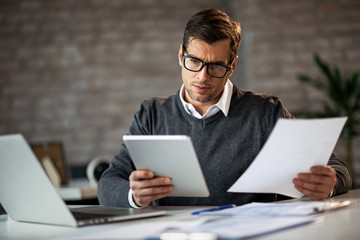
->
[[183, 57, 228, 78]]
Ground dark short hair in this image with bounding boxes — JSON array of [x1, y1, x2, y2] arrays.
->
[[182, 8, 242, 62]]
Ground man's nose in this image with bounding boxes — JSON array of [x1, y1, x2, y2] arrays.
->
[[197, 65, 210, 80]]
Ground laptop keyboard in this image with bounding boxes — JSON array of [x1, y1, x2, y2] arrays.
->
[[71, 211, 115, 221]]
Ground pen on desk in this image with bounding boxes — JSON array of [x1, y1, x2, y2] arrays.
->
[[191, 204, 236, 215]]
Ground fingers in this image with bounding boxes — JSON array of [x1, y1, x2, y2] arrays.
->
[[129, 170, 174, 207], [310, 166, 336, 176], [293, 181, 330, 200], [130, 175, 172, 190], [129, 170, 154, 181], [132, 186, 174, 207], [293, 166, 336, 200]]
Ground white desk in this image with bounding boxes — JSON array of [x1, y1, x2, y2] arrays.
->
[[1, 190, 360, 240]]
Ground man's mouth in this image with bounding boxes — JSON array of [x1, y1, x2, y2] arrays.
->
[[194, 85, 210, 93]]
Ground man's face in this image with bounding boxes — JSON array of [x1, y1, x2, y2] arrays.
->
[[178, 38, 237, 107]]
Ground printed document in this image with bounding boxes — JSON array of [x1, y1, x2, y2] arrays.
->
[[199, 200, 354, 217], [228, 117, 347, 198]]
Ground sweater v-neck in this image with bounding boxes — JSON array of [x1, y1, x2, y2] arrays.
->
[[175, 91, 227, 127]]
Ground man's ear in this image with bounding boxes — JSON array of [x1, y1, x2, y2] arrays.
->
[[178, 44, 183, 67], [232, 56, 238, 71], [227, 56, 238, 78]]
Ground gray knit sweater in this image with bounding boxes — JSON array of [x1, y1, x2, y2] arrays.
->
[[98, 86, 351, 207]]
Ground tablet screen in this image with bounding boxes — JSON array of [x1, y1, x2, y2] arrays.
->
[[123, 135, 209, 197]]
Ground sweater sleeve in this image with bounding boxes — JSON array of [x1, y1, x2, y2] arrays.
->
[[327, 154, 352, 196], [97, 101, 152, 207], [97, 144, 135, 207]]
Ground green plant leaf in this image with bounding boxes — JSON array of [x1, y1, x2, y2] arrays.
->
[[297, 53, 360, 169], [315, 54, 333, 85], [298, 74, 326, 90]]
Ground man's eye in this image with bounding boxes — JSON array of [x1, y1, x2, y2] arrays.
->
[[190, 58, 201, 64], [210, 64, 224, 70]]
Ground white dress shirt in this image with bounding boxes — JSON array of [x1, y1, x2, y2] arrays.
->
[[179, 79, 233, 119]]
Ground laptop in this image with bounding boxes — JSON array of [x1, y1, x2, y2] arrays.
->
[[0, 134, 167, 227]]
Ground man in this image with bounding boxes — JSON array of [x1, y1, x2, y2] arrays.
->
[[98, 8, 351, 208]]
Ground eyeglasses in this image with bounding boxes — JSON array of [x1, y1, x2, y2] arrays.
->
[[182, 48, 235, 78]]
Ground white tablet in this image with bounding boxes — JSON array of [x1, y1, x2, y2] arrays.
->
[[123, 135, 210, 197]]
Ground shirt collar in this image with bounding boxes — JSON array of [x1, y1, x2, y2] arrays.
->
[[179, 79, 233, 118]]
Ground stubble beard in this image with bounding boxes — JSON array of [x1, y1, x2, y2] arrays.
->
[[185, 87, 214, 103]]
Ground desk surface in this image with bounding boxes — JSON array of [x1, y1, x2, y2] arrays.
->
[[1, 189, 360, 240]]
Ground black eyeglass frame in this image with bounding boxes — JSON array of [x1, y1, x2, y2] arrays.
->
[[182, 46, 235, 78]]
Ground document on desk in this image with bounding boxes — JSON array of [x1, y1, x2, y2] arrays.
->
[[199, 200, 354, 217], [189, 216, 315, 239], [228, 117, 347, 198]]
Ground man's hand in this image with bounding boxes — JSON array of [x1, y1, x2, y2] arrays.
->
[[293, 166, 337, 200], [129, 170, 174, 207]]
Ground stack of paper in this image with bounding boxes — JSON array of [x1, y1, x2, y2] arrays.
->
[[199, 200, 354, 217]]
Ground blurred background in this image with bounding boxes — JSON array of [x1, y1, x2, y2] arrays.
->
[[0, 0, 359, 187]]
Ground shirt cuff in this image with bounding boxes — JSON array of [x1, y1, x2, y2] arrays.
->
[[128, 189, 143, 208]]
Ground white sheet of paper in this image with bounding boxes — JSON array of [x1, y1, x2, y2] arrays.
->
[[228, 117, 347, 198], [199, 200, 354, 217], [190, 216, 315, 239]]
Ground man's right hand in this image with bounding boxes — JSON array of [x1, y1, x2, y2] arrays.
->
[[129, 170, 174, 207]]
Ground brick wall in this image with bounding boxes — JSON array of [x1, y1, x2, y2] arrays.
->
[[236, 0, 360, 110], [1, 0, 359, 179]]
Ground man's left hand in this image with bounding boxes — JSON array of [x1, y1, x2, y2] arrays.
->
[[293, 165, 337, 200]]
